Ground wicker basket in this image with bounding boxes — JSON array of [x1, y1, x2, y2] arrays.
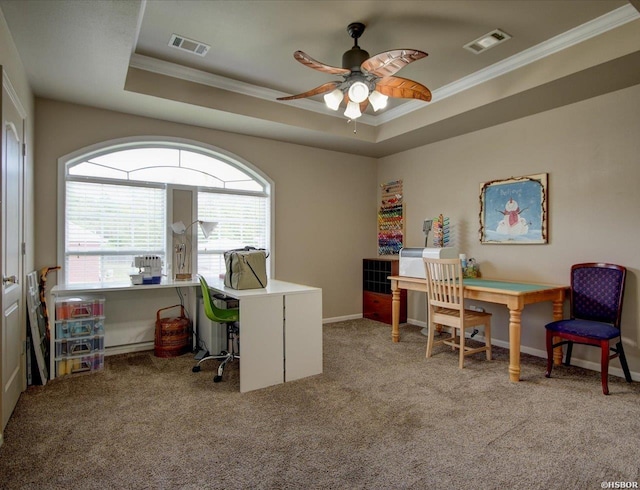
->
[[154, 305, 192, 358]]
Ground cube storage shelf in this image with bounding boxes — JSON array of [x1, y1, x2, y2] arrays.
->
[[54, 296, 106, 378], [363, 258, 407, 325]]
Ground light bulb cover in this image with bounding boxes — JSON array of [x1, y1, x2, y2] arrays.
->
[[368, 90, 388, 111], [344, 101, 362, 120], [347, 81, 369, 103], [198, 220, 217, 239], [170, 221, 187, 235], [323, 89, 343, 111]]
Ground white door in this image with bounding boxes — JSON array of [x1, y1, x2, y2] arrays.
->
[[1, 76, 25, 431]]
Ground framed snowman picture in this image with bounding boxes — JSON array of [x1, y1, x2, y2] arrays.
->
[[479, 173, 548, 244]]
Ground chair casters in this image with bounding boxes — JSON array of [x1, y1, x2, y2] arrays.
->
[[213, 375, 222, 383], [192, 365, 201, 373]]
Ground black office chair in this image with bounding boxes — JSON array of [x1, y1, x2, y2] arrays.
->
[[545, 263, 632, 395], [192, 275, 240, 383]]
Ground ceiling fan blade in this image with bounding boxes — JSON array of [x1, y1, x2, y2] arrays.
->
[[276, 81, 341, 101], [376, 76, 432, 102], [361, 49, 428, 78], [293, 51, 351, 75]]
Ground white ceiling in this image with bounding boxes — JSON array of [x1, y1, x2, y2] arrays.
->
[[1, 0, 639, 157]]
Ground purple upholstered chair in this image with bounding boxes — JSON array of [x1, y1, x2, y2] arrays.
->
[[545, 263, 631, 395]]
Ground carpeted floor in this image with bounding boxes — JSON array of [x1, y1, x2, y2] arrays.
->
[[1, 319, 639, 489]]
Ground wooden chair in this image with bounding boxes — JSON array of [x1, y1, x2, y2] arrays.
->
[[545, 263, 631, 395], [423, 258, 492, 368]]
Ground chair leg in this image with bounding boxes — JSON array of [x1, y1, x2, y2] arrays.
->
[[564, 341, 573, 366], [485, 322, 492, 361], [459, 327, 465, 369], [214, 352, 233, 383], [616, 341, 633, 383], [545, 330, 554, 378], [600, 340, 610, 395], [426, 320, 436, 358]]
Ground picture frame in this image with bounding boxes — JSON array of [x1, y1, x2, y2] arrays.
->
[[479, 173, 548, 244]]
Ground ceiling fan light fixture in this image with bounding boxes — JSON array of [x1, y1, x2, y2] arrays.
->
[[368, 90, 388, 111], [348, 81, 369, 103], [277, 21, 430, 127], [344, 101, 362, 120], [323, 89, 343, 111]]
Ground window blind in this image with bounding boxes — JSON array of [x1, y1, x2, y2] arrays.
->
[[197, 191, 268, 276], [65, 181, 165, 283]]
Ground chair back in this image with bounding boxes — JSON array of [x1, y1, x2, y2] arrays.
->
[[198, 275, 239, 323], [571, 263, 626, 327], [423, 258, 464, 315]]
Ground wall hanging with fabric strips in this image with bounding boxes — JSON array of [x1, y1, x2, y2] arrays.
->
[[378, 180, 405, 255]]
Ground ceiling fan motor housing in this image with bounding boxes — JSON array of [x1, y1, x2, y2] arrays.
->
[[342, 46, 370, 72], [343, 22, 369, 71]]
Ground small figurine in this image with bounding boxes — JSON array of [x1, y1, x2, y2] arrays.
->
[[464, 258, 479, 278]]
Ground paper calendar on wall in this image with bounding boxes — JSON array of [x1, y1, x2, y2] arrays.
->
[[378, 180, 405, 255]]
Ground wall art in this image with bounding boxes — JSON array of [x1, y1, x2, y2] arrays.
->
[[479, 173, 548, 244]]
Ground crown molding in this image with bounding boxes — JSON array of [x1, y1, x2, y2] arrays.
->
[[129, 4, 638, 127], [376, 4, 639, 123], [128, 54, 378, 125]]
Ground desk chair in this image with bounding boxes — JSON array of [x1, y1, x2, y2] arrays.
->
[[192, 275, 240, 383], [545, 263, 631, 395], [423, 258, 492, 368]]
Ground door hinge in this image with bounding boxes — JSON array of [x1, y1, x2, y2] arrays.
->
[[22, 242, 26, 255], [22, 143, 26, 157]]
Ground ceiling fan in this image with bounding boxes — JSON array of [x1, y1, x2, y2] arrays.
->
[[277, 22, 431, 120]]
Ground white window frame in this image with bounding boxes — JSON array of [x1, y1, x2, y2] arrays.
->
[[57, 136, 274, 284]]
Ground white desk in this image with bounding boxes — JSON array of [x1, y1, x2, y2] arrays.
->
[[51, 277, 323, 393], [202, 276, 323, 392]]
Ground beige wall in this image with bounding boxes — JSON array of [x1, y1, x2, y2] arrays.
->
[[378, 83, 640, 375], [30, 78, 640, 377], [34, 98, 378, 320]]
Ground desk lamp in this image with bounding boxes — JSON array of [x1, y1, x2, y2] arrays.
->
[[171, 220, 217, 280]]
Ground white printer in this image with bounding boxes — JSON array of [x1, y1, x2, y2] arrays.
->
[[399, 247, 459, 278]]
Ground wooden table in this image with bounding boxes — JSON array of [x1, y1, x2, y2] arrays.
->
[[388, 275, 568, 382]]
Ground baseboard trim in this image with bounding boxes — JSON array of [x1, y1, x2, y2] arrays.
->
[[105, 341, 155, 356], [406, 317, 637, 382], [323, 314, 362, 324]]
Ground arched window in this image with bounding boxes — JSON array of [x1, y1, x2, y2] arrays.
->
[[59, 138, 272, 284]]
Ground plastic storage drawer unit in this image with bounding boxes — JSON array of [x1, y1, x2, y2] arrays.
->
[[55, 297, 105, 320], [54, 295, 106, 378], [54, 335, 104, 357], [55, 316, 105, 339], [55, 352, 105, 377]]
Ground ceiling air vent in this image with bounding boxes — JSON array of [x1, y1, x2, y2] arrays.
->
[[168, 34, 210, 57], [464, 29, 511, 54]]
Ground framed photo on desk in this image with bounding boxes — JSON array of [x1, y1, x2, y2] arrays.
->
[[479, 173, 548, 244]]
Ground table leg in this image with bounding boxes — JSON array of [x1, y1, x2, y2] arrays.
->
[[391, 282, 400, 343], [508, 308, 523, 382], [552, 299, 564, 366]]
